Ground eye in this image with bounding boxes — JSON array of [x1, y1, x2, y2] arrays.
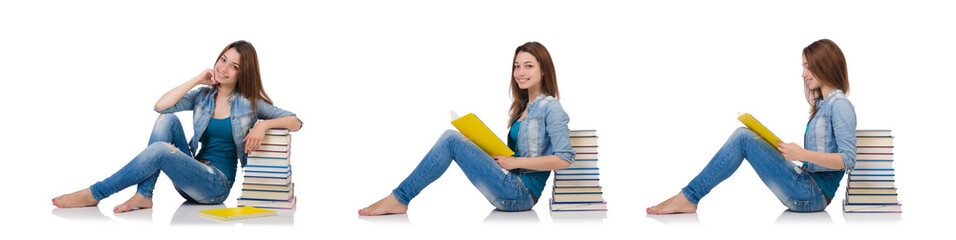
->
[[232, 65, 239, 70], [526, 64, 534, 68], [513, 65, 520, 69]]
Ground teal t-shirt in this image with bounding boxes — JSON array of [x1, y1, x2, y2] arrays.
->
[[803, 121, 843, 201], [507, 120, 550, 200], [808, 170, 842, 201], [195, 117, 239, 186]]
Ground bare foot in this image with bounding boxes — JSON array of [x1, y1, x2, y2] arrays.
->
[[53, 188, 99, 208], [647, 192, 697, 215], [113, 194, 153, 213], [358, 194, 407, 216]]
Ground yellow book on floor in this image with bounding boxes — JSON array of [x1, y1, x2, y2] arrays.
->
[[450, 111, 515, 157], [198, 206, 277, 221], [737, 113, 784, 151]]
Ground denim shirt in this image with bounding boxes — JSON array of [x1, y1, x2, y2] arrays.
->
[[155, 86, 302, 167], [513, 94, 576, 173], [802, 89, 856, 199]]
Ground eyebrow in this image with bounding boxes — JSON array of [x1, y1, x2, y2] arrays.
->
[[514, 61, 535, 64]]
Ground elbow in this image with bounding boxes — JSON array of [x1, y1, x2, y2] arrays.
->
[[842, 153, 856, 171], [557, 160, 571, 170], [288, 116, 303, 132], [552, 155, 572, 170], [154, 102, 171, 113]]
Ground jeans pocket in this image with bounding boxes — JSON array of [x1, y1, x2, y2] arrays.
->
[[196, 194, 227, 204], [785, 199, 811, 212], [494, 199, 519, 212], [785, 198, 825, 212]]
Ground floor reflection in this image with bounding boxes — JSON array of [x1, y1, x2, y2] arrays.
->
[[51, 207, 114, 223], [843, 212, 902, 225], [551, 210, 608, 224], [170, 201, 294, 226], [358, 213, 411, 225], [483, 209, 540, 225], [115, 208, 153, 223], [646, 212, 699, 226], [775, 209, 833, 225]]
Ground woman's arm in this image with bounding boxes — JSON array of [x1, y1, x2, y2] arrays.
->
[[777, 98, 857, 170], [777, 142, 845, 169], [493, 155, 570, 171], [155, 69, 214, 111]]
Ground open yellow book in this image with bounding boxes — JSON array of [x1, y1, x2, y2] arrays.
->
[[450, 111, 515, 157], [737, 113, 784, 151], [198, 206, 277, 221]]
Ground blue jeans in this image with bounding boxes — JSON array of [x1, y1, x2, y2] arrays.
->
[[392, 130, 537, 211], [89, 114, 231, 204], [682, 127, 830, 212]]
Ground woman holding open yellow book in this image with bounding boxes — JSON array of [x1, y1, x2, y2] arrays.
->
[[647, 39, 857, 214], [53, 41, 302, 213], [359, 42, 575, 215]]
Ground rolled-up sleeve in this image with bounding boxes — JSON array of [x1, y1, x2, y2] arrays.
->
[[155, 88, 202, 113], [545, 101, 575, 164], [256, 100, 303, 128], [831, 99, 857, 171]]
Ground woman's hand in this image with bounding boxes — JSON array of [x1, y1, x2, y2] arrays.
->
[[192, 69, 217, 86], [243, 123, 268, 154], [776, 141, 807, 161], [492, 155, 521, 170]]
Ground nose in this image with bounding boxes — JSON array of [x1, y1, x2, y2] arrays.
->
[[801, 68, 808, 79], [515, 67, 528, 77]]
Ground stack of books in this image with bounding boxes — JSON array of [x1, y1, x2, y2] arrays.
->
[[238, 129, 297, 212], [843, 129, 902, 213], [549, 130, 607, 212]]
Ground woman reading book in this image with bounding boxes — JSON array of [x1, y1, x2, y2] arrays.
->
[[647, 39, 857, 214], [53, 40, 303, 213], [359, 42, 575, 215]]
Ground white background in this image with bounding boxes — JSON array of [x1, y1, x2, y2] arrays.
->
[[2, 0, 954, 239]]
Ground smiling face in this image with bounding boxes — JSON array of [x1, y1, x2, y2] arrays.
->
[[513, 51, 542, 90], [213, 48, 241, 86], [802, 55, 823, 91]]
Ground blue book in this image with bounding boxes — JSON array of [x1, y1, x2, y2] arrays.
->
[[554, 173, 600, 180]]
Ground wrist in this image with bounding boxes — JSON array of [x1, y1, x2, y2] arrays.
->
[[255, 119, 272, 129], [188, 77, 202, 86], [798, 149, 813, 162]]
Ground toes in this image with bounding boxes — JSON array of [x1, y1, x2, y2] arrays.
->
[[114, 204, 129, 213]]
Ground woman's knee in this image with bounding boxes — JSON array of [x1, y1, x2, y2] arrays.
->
[[153, 113, 181, 130], [143, 142, 179, 157], [440, 129, 466, 142], [129, 142, 178, 167], [732, 127, 758, 139]]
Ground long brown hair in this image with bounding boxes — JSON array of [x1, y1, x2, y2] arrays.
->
[[508, 42, 559, 125], [803, 39, 848, 119], [216, 40, 273, 114]]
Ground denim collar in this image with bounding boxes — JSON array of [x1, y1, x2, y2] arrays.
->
[[527, 93, 546, 107], [818, 89, 844, 108]]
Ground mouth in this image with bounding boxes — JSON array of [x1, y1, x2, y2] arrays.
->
[[517, 78, 530, 84], [216, 71, 229, 81]]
